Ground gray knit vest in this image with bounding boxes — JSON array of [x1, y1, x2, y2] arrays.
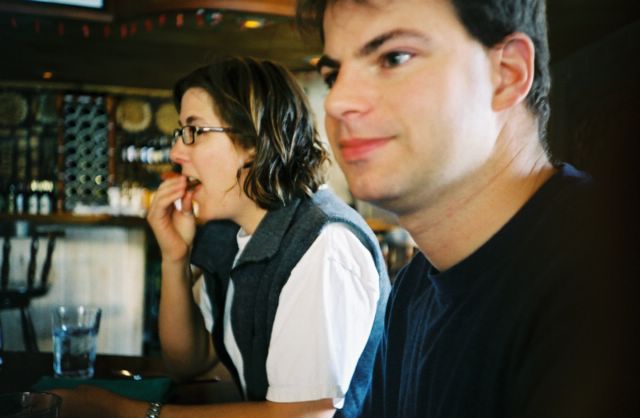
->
[[190, 188, 390, 417]]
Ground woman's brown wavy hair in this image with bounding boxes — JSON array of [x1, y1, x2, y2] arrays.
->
[[174, 56, 329, 210]]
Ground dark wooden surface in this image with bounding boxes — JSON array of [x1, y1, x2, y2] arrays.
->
[[0, 351, 242, 405], [0, 214, 148, 228]]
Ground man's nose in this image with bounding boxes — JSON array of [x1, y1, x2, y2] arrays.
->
[[324, 66, 375, 121]]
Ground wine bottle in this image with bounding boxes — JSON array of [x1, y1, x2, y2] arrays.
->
[[6, 183, 16, 214], [15, 181, 26, 214], [0, 180, 6, 214], [39, 180, 54, 215], [28, 180, 40, 215]]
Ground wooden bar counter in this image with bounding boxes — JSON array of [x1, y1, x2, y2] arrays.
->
[[0, 351, 242, 405]]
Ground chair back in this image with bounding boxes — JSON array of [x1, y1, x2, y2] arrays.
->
[[0, 230, 63, 304], [0, 226, 64, 351]]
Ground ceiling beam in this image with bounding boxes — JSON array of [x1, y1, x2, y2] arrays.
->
[[0, 0, 113, 22], [116, 0, 296, 20]]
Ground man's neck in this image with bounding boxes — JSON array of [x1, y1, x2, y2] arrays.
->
[[398, 130, 555, 272]]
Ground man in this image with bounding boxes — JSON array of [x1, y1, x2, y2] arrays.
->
[[297, 0, 633, 417]]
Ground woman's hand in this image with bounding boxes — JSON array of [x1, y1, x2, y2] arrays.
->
[[51, 386, 146, 418], [147, 174, 197, 262]]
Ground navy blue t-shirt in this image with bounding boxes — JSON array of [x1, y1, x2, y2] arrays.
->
[[359, 164, 629, 417]]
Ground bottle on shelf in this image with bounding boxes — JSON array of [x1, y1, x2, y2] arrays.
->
[[0, 180, 6, 214], [39, 180, 54, 215], [6, 182, 16, 214], [28, 180, 40, 215], [14, 181, 26, 214]]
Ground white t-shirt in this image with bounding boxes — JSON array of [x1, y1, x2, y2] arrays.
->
[[197, 222, 380, 407]]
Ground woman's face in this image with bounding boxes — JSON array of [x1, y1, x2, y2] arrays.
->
[[170, 87, 256, 223]]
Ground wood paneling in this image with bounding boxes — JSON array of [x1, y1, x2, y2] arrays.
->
[[0, 226, 147, 355]]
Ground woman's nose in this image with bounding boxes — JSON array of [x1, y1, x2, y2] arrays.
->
[[169, 139, 188, 165]]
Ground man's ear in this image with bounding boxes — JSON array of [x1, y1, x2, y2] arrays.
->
[[490, 32, 535, 111]]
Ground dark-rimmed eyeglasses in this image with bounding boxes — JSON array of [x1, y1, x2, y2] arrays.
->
[[172, 126, 234, 146]]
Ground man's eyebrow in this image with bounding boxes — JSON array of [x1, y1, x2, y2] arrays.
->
[[317, 29, 430, 72], [316, 55, 339, 72], [359, 29, 430, 56], [316, 29, 429, 71]]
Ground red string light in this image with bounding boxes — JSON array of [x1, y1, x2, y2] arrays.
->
[[5, 10, 225, 40], [195, 10, 205, 27]]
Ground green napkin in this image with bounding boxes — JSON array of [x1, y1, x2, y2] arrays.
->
[[33, 376, 172, 402]]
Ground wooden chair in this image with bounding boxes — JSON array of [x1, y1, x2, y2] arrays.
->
[[0, 227, 64, 352]]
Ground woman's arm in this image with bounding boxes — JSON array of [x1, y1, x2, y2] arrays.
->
[[163, 398, 335, 418], [147, 175, 216, 379], [54, 386, 335, 418], [158, 261, 217, 380]]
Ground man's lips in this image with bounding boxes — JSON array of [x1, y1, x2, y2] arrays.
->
[[339, 138, 392, 161]]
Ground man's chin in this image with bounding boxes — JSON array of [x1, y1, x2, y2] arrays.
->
[[350, 184, 407, 215], [351, 188, 391, 209]]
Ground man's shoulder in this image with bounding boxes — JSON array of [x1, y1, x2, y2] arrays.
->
[[516, 163, 600, 240], [387, 252, 432, 304], [532, 163, 594, 210]]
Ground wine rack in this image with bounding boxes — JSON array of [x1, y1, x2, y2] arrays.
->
[[61, 94, 110, 211], [1, 86, 178, 216]]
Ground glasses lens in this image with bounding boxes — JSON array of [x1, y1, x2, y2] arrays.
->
[[172, 129, 180, 145], [185, 126, 195, 144]]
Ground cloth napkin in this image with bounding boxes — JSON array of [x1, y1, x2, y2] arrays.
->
[[33, 376, 172, 402]]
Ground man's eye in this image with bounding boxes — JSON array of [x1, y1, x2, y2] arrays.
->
[[381, 51, 413, 68], [322, 71, 338, 88]]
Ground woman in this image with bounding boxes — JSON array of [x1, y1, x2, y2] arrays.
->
[[55, 57, 389, 418]]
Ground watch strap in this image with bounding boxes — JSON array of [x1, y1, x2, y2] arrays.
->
[[145, 401, 163, 418]]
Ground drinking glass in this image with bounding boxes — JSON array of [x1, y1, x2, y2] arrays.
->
[[0, 392, 61, 418], [51, 305, 101, 379]]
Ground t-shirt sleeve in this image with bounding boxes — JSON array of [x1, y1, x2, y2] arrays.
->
[[197, 277, 214, 333], [265, 223, 380, 407]]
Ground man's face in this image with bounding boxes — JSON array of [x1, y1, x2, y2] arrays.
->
[[320, 0, 501, 215]]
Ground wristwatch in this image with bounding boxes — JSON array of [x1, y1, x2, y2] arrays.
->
[[145, 402, 163, 418]]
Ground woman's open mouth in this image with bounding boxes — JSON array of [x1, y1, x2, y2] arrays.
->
[[186, 177, 201, 191]]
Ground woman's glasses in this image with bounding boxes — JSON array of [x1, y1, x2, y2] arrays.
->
[[172, 126, 233, 145]]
